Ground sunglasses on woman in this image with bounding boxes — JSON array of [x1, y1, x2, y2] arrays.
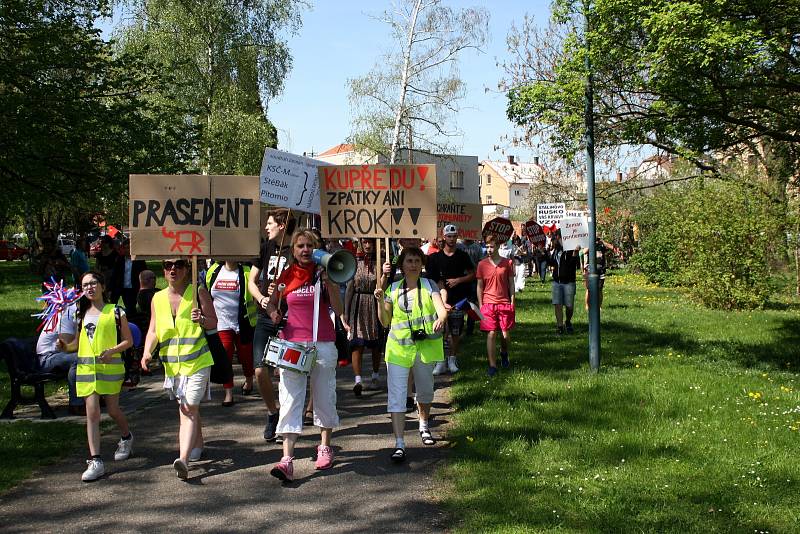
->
[[163, 260, 188, 270]]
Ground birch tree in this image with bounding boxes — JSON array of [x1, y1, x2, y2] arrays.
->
[[348, 0, 489, 163]]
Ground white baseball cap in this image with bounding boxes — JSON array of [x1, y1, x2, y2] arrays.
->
[[443, 224, 458, 236]]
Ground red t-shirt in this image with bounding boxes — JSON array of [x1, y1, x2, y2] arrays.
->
[[476, 257, 514, 304]]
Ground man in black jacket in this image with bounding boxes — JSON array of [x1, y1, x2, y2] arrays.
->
[[547, 231, 580, 334]]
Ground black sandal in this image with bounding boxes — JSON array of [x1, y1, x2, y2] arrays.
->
[[390, 448, 406, 463], [420, 430, 435, 446], [241, 383, 253, 396]]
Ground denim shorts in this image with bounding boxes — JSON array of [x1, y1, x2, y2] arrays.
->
[[551, 282, 576, 307]]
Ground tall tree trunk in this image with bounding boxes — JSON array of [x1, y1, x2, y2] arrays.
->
[[389, 0, 423, 164]]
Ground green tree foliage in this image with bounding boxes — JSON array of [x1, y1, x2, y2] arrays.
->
[[0, 0, 192, 239], [116, 0, 303, 175], [505, 1, 800, 171], [632, 170, 780, 309]]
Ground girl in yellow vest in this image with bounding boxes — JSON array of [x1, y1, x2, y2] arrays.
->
[[58, 271, 134, 482], [141, 258, 218, 479], [375, 247, 447, 463]]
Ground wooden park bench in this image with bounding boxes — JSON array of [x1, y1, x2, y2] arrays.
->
[[1, 337, 65, 419]]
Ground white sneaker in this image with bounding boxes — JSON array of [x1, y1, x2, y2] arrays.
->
[[173, 458, 189, 479], [81, 459, 105, 482], [447, 356, 459, 374], [189, 447, 203, 462], [432, 361, 448, 375], [114, 434, 133, 461]]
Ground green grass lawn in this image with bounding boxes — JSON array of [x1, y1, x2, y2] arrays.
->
[[442, 273, 800, 533]]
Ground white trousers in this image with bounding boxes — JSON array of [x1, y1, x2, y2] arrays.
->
[[386, 352, 435, 413], [514, 262, 527, 292], [276, 341, 339, 434]]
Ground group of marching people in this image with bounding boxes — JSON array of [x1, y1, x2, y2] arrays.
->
[[59, 208, 467, 483], [48, 204, 606, 484]]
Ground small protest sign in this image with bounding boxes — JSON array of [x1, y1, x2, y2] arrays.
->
[[537, 202, 566, 227], [319, 164, 437, 238], [129, 174, 260, 259], [259, 148, 329, 214], [437, 203, 483, 240], [566, 209, 588, 219], [524, 219, 546, 246], [560, 216, 591, 251], [482, 217, 514, 241]]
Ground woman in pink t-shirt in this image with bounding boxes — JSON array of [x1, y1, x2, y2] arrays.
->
[[476, 234, 516, 376], [265, 230, 349, 481]]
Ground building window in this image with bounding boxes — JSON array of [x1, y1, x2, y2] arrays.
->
[[514, 190, 520, 196], [450, 170, 464, 189], [486, 194, 493, 203], [486, 174, 491, 185]]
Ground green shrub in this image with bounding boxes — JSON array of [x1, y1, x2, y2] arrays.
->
[[632, 177, 777, 309]]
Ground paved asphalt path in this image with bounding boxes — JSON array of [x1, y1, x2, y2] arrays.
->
[[0, 363, 454, 533]]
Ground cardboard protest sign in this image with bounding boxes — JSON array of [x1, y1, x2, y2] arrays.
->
[[537, 202, 566, 227], [560, 216, 591, 251], [482, 217, 514, 241], [437, 202, 483, 240], [319, 164, 437, 238], [259, 148, 329, 214], [129, 174, 260, 259], [524, 219, 546, 246]]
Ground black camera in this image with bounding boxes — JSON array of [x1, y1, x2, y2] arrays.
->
[[411, 329, 428, 341]]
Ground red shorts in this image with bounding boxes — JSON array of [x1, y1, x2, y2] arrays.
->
[[479, 302, 515, 332]]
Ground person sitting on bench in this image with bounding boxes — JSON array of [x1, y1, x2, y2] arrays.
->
[[36, 302, 84, 416]]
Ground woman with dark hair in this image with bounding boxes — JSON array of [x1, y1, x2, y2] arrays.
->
[[141, 258, 218, 479], [58, 270, 134, 481], [265, 229, 349, 481], [375, 247, 447, 463], [344, 238, 388, 395]]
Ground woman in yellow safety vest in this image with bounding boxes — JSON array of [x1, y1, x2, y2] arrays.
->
[[141, 258, 218, 480], [59, 270, 134, 482], [375, 246, 447, 463]]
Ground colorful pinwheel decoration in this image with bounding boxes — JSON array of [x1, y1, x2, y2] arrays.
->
[[33, 278, 82, 333]]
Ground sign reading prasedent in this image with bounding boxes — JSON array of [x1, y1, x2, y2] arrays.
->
[[319, 164, 437, 238], [129, 174, 260, 259]]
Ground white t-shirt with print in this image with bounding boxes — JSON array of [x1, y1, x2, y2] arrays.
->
[[36, 303, 78, 355], [210, 265, 241, 332]]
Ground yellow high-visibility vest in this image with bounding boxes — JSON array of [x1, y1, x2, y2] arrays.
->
[[76, 304, 124, 396], [153, 285, 212, 377], [385, 278, 444, 368]]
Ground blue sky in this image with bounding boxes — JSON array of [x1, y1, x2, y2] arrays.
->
[[267, 1, 553, 162], [102, 1, 589, 165]]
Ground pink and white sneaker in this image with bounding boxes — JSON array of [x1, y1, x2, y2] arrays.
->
[[270, 456, 294, 481], [315, 445, 334, 470]]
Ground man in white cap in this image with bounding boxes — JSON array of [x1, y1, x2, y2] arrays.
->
[[425, 224, 475, 374]]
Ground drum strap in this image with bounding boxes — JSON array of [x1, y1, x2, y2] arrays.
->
[[312, 279, 321, 347]]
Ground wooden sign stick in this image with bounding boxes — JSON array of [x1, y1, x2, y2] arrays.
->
[[375, 238, 382, 290], [191, 255, 198, 309]]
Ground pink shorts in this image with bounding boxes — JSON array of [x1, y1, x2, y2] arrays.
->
[[479, 302, 515, 332]]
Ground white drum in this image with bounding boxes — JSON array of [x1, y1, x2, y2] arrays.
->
[[264, 338, 316, 374]]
